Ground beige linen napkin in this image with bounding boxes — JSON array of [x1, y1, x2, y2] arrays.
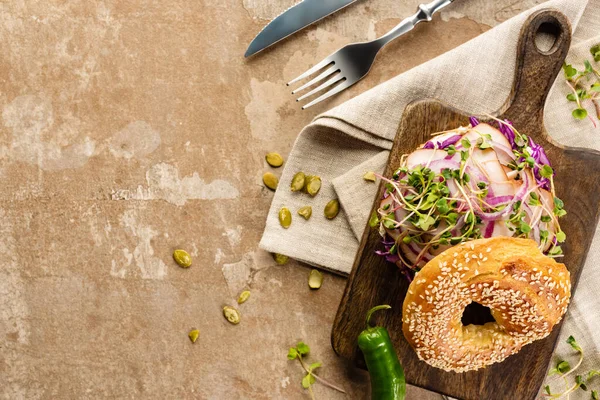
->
[[260, 0, 600, 397]]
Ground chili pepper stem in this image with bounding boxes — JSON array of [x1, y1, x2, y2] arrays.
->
[[365, 305, 392, 328], [297, 356, 347, 394]]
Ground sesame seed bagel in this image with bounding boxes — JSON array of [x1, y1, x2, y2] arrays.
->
[[402, 237, 571, 373]]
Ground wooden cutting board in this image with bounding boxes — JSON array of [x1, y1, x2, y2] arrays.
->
[[331, 9, 600, 400]]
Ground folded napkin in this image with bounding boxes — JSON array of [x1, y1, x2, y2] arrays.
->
[[260, 0, 600, 396]]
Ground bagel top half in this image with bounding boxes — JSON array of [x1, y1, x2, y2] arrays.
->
[[402, 237, 571, 373]]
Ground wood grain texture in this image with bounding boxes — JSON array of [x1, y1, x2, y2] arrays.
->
[[331, 10, 600, 400]]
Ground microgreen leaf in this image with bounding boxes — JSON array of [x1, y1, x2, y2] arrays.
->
[[556, 231, 566, 243], [460, 151, 469, 162], [541, 215, 552, 223], [557, 360, 571, 374], [576, 374, 587, 391], [528, 192, 541, 207], [567, 336, 583, 353], [540, 165, 554, 178], [591, 82, 600, 93], [477, 137, 492, 150], [526, 156, 535, 167], [446, 212, 459, 224], [549, 246, 563, 256], [389, 244, 397, 255], [554, 197, 564, 209], [554, 208, 567, 217], [461, 138, 471, 149], [592, 44, 600, 62], [588, 370, 600, 379], [382, 216, 396, 230], [563, 63, 578, 78], [465, 211, 474, 225], [445, 145, 456, 156], [441, 168, 452, 181], [544, 385, 552, 395], [288, 347, 298, 360], [301, 374, 313, 389], [593, 390, 599, 400], [415, 215, 435, 231], [567, 93, 577, 102], [573, 108, 588, 120], [540, 230, 549, 243], [297, 342, 310, 355], [584, 60, 593, 74], [402, 235, 411, 244], [436, 198, 450, 214], [309, 362, 322, 371], [369, 211, 380, 228]]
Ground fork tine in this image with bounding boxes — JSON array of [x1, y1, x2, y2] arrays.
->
[[301, 79, 352, 110], [287, 58, 334, 86], [291, 66, 340, 95], [296, 75, 345, 102]]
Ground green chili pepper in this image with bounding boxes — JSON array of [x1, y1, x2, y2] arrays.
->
[[357, 305, 406, 400]]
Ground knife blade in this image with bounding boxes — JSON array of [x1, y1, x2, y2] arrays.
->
[[244, 0, 358, 58]]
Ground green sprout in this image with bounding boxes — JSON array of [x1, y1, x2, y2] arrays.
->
[[287, 341, 345, 398]]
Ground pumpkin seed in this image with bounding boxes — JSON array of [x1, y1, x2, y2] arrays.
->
[[237, 290, 251, 304], [290, 172, 306, 192], [263, 172, 278, 191], [308, 269, 323, 289], [273, 253, 289, 265], [324, 199, 340, 220], [265, 152, 284, 167], [188, 329, 200, 343], [279, 207, 292, 228], [173, 249, 192, 268], [297, 206, 312, 220], [223, 306, 241, 325], [304, 175, 321, 196], [363, 171, 377, 182]]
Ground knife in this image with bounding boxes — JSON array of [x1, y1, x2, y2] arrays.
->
[[244, 0, 359, 58]]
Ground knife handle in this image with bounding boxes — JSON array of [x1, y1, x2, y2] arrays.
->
[[376, 0, 454, 47]]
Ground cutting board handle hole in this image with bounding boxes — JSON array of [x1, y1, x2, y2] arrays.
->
[[533, 21, 562, 54], [461, 301, 495, 326]]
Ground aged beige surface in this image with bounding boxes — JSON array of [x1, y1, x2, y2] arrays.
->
[[0, 0, 543, 398]]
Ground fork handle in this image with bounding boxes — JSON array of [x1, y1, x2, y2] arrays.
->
[[376, 0, 454, 47]]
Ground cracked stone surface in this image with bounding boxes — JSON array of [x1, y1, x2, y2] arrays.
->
[[0, 0, 538, 398]]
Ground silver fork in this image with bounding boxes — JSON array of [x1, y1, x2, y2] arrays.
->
[[288, 0, 455, 109]]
